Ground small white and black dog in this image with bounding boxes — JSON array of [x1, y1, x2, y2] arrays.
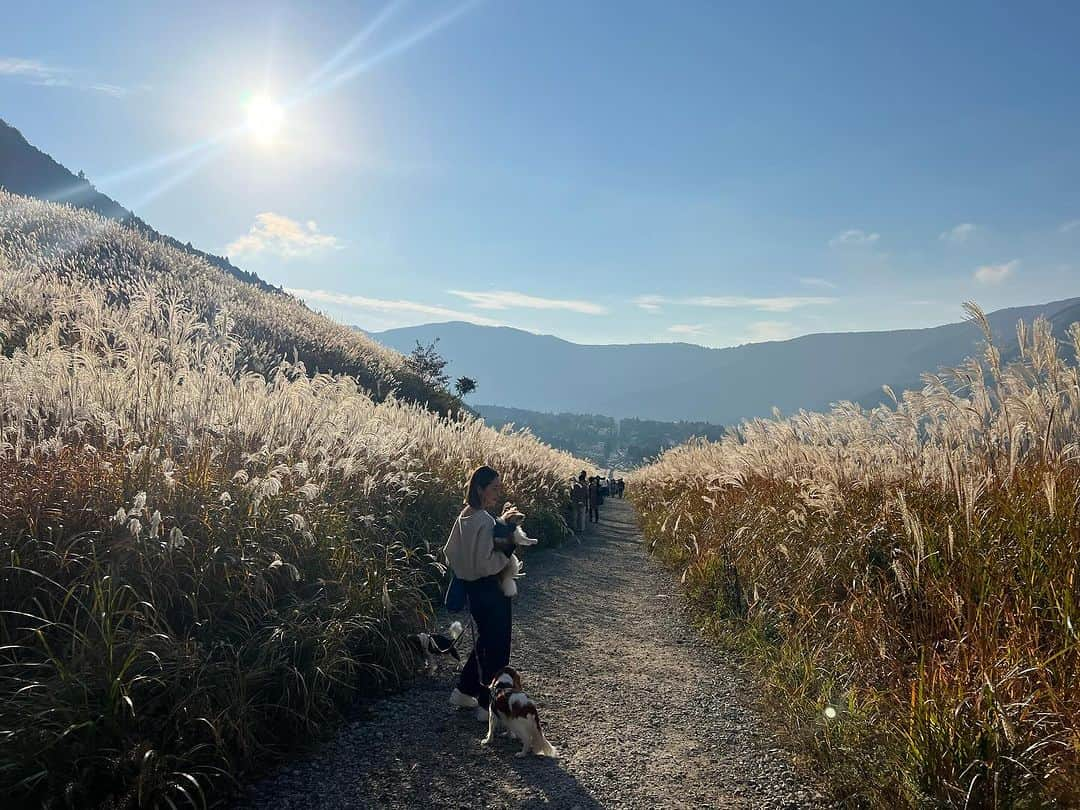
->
[[482, 665, 557, 757], [408, 620, 464, 674], [499, 525, 539, 598]]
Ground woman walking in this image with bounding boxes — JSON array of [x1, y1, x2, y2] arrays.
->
[[443, 465, 524, 721]]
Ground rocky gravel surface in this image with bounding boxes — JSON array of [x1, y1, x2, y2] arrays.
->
[[234, 498, 828, 809]]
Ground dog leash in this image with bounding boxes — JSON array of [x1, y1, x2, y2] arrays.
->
[[461, 593, 478, 658]]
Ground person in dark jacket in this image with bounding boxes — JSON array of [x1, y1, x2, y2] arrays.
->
[[570, 471, 588, 532]]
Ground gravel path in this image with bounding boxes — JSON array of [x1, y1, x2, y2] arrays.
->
[[235, 499, 827, 809]]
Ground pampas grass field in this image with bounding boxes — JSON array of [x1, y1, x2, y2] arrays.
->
[[0, 192, 578, 808], [631, 305, 1080, 807]]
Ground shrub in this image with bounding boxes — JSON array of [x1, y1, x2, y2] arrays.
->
[[631, 306, 1080, 807], [0, 196, 578, 808]]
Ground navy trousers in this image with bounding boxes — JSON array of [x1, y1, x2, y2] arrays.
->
[[456, 576, 512, 709]]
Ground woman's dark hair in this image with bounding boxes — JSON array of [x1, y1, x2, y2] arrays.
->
[[465, 465, 499, 509]]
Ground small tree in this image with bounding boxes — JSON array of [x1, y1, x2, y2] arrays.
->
[[406, 339, 449, 388], [454, 376, 477, 398]]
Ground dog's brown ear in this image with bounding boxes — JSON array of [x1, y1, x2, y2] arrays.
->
[[499, 665, 523, 689]]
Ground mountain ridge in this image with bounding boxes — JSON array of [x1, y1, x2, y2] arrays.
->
[[0, 117, 277, 293], [373, 296, 1080, 424]]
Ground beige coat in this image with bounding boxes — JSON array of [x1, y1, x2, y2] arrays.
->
[[443, 509, 510, 581]]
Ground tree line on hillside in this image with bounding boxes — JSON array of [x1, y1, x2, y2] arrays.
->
[[474, 404, 725, 467]]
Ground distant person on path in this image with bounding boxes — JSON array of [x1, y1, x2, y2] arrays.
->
[[443, 465, 525, 721], [571, 471, 588, 533], [617, 478, 625, 498], [588, 476, 600, 524]]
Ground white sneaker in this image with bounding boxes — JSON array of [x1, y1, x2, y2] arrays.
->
[[474, 706, 490, 722], [449, 688, 478, 709]]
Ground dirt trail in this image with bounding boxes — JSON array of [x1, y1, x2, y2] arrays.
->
[[235, 498, 826, 809]]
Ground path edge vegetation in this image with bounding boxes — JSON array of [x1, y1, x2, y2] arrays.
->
[[630, 306, 1080, 809], [0, 194, 580, 809]]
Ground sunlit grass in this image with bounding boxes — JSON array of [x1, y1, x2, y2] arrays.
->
[[631, 306, 1080, 807], [0, 193, 579, 808]]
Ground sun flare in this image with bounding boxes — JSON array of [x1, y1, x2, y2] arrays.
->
[[245, 94, 285, 145]]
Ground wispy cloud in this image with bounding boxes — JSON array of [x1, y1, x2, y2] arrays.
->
[[667, 323, 707, 337], [940, 223, 978, 243], [974, 260, 1018, 285], [684, 295, 835, 312], [226, 213, 341, 259], [0, 57, 133, 96], [633, 294, 665, 312], [632, 294, 834, 313], [744, 321, 797, 343], [798, 276, 838, 290], [1060, 219, 1080, 233], [829, 229, 880, 248], [448, 289, 607, 315], [286, 287, 502, 327]]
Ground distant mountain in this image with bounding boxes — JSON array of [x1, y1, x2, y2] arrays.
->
[[0, 118, 276, 293], [372, 298, 1080, 424]]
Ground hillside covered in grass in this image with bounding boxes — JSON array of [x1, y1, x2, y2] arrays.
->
[[0, 193, 579, 808], [0, 118, 275, 293], [630, 306, 1080, 807], [0, 190, 458, 413]]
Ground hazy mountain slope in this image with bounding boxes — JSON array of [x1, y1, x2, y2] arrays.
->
[[1, 190, 457, 412], [0, 118, 274, 292], [373, 298, 1080, 423]]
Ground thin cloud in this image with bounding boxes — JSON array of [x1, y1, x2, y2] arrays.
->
[[668, 324, 707, 336], [1060, 219, 1080, 233], [631, 294, 835, 313], [448, 289, 607, 315], [286, 287, 503, 327], [829, 229, 880, 248], [940, 223, 978, 243], [0, 57, 133, 96], [226, 213, 341, 259], [684, 295, 836, 312], [633, 294, 664, 312], [744, 321, 797, 343], [974, 260, 1018, 285], [798, 277, 838, 290]]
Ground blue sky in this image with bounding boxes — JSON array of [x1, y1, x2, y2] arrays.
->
[[3, 1, 1079, 346]]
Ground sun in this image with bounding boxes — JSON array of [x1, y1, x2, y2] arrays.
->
[[245, 94, 285, 146]]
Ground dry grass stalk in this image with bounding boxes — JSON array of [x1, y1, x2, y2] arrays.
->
[[0, 193, 580, 808], [631, 306, 1080, 807]]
